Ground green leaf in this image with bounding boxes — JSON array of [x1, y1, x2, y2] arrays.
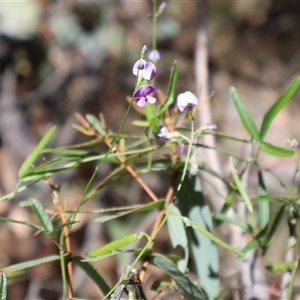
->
[[240, 228, 265, 257], [260, 75, 300, 140], [0, 217, 42, 231], [86, 114, 105, 135], [177, 175, 219, 299], [19, 198, 53, 233], [213, 213, 255, 233], [86, 233, 141, 259], [266, 261, 297, 272], [144, 102, 159, 132], [167, 205, 189, 272], [95, 200, 165, 223], [183, 217, 245, 257], [158, 61, 178, 116], [72, 256, 111, 295], [0, 273, 7, 300], [258, 171, 269, 230], [230, 87, 261, 142], [151, 254, 207, 299], [230, 157, 253, 213], [262, 205, 285, 255], [260, 142, 294, 157], [50, 221, 79, 236], [18, 126, 56, 178], [3, 255, 61, 274]]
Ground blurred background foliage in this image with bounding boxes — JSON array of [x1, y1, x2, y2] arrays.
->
[[0, 0, 300, 299]]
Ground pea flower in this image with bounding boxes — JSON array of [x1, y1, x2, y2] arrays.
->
[[133, 59, 157, 80], [148, 49, 161, 61], [179, 143, 185, 154], [157, 126, 173, 139], [177, 91, 199, 112], [133, 84, 156, 108]]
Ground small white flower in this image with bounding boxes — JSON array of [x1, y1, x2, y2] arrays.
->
[[177, 91, 199, 112]]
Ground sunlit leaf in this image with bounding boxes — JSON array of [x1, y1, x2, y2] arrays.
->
[[260, 75, 300, 140], [18, 126, 56, 178], [266, 261, 297, 272], [86, 233, 141, 259], [230, 87, 261, 142]]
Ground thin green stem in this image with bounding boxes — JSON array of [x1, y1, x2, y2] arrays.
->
[[152, 0, 157, 51], [59, 231, 67, 299]]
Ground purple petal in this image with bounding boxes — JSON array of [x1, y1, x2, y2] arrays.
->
[[137, 97, 146, 107], [143, 62, 157, 80], [133, 84, 156, 99]]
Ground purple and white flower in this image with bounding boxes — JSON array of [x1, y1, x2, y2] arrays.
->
[[133, 84, 156, 108], [132, 59, 157, 81], [177, 91, 199, 112], [157, 126, 173, 139], [148, 49, 161, 62]]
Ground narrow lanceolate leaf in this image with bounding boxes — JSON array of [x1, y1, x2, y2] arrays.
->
[[230, 157, 253, 213], [72, 256, 111, 295], [177, 175, 219, 299], [258, 171, 269, 230], [159, 60, 178, 116], [0, 272, 7, 300], [240, 228, 265, 257], [95, 200, 165, 223], [260, 75, 300, 140], [151, 254, 207, 300], [19, 198, 53, 233], [260, 142, 294, 157], [262, 205, 285, 255], [3, 255, 61, 274], [166, 205, 189, 273], [266, 261, 297, 272], [183, 217, 245, 257], [18, 126, 56, 179], [230, 87, 261, 142], [86, 233, 140, 259]]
